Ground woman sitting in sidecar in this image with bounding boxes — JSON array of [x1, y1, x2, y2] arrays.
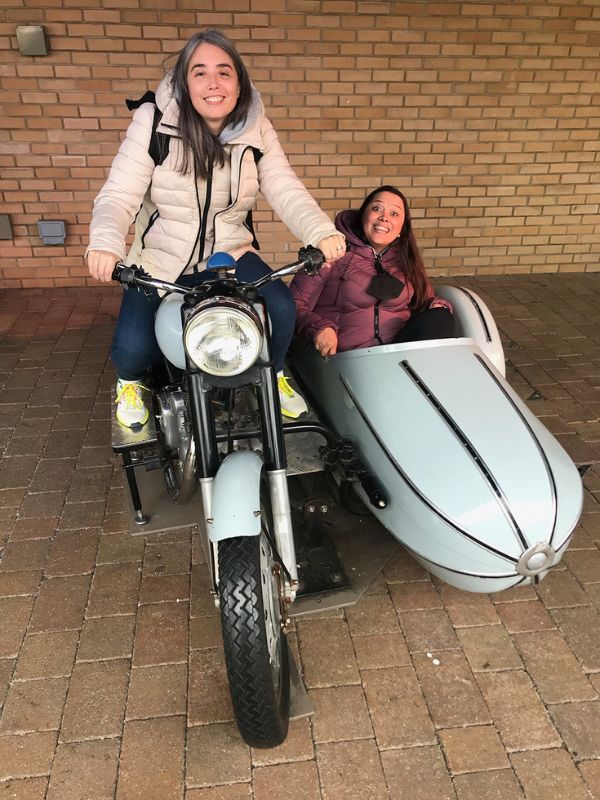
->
[[290, 185, 455, 356], [288, 186, 583, 595]]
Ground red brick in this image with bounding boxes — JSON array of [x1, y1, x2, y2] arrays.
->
[[413, 651, 491, 728], [0, 677, 68, 733], [476, 670, 561, 752], [253, 760, 320, 800], [131, 601, 188, 666], [382, 746, 456, 800], [0, 732, 57, 781], [296, 617, 360, 688], [361, 666, 435, 748], [512, 629, 596, 704], [46, 739, 120, 800], [317, 739, 388, 800], [117, 716, 185, 800], [186, 722, 251, 788], [59, 660, 129, 742], [511, 748, 591, 800]]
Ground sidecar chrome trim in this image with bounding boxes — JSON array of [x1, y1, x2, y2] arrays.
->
[[403, 543, 525, 581], [339, 374, 519, 566], [400, 359, 530, 552], [474, 353, 559, 547], [453, 287, 492, 343]]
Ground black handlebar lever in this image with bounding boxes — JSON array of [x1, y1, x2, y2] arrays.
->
[[298, 245, 325, 276]]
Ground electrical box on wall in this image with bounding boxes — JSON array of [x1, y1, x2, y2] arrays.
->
[[16, 25, 49, 57], [38, 220, 66, 245], [0, 215, 13, 240]]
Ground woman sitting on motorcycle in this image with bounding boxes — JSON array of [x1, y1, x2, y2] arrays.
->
[[86, 28, 345, 427], [290, 185, 454, 357]]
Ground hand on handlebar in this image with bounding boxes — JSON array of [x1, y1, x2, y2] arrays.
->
[[87, 250, 121, 283], [316, 234, 347, 267], [315, 327, 338, 357]]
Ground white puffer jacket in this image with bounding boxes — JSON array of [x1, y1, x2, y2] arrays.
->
[[88, 76, 338, 282]]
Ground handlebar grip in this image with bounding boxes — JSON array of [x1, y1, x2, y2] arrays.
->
[[111, 264, 144, 286], [298, 245, 325, 276]]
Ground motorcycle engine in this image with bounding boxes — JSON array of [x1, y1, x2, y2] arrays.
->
[[155, 389, 191, 463]]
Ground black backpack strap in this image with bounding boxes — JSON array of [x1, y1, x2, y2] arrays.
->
[[245, 147, 263, 250], [125, 90, 156, 111], [148, 106, 169, 166], [125, 92, 170, 166]]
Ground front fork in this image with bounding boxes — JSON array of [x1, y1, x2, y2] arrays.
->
[[189, 368, 299, 607]]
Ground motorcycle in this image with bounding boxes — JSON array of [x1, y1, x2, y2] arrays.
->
[[111, 249, 584, 748], [111, 246, 355, 749]]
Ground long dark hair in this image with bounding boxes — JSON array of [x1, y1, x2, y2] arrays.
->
[[170, 29, 253, 180], [358, 185, 429, 311]]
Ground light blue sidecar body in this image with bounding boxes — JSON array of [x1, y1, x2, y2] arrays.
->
[[290, 289, 583, 593]]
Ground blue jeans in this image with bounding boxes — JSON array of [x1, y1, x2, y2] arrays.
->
[[111, 252, 296, 379]]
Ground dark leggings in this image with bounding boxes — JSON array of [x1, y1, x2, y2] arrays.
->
[[392, 307, 455, 344], [111, 252, 296, 379]]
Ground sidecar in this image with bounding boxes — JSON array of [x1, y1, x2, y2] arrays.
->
[[289, 285, 583, 594]]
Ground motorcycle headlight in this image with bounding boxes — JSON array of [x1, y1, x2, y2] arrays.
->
[[184, 299, 263, 376]]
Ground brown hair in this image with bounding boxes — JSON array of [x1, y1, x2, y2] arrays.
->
[[358, 185, 430, 311], [170, 29, 253, 180]]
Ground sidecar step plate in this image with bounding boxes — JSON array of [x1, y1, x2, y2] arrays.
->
[[290, 508, 399, 617]]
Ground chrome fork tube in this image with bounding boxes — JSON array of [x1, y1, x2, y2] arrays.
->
[[268, 469, 298, 602], [198, 476, 218, 591]]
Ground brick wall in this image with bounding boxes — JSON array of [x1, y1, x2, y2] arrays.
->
[[1, 1, 599, 288]]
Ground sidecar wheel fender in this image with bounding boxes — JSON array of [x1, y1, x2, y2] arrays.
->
[[208, 450, 263, 542]]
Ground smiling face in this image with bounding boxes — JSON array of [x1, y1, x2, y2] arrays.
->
[[186, 42, 241, 134], [361, 191, 406, 253]]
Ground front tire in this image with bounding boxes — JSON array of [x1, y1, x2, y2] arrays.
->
[[218, 533, 290, 748]]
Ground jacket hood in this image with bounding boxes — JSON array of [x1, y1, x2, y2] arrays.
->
[[155, 74, 264, 148], [335, 209, 364, 247]]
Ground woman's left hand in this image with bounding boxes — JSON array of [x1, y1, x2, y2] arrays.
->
[[316, 234, 346, 266]]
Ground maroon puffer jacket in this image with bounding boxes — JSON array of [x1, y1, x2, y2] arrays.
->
[[290, 209, 451, 352]]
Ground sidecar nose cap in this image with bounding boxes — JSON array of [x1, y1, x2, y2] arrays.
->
[[517, 543, 556, 577]]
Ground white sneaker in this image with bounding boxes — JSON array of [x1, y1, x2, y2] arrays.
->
[[115, 379, 149, 429], [278, 373, 307, 419]]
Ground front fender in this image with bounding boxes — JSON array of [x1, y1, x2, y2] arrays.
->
[[208, 450, 263, 542]]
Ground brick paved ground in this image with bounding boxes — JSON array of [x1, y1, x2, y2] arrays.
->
[[0, 273, 599, 800]]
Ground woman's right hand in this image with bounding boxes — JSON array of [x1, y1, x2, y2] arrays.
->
[[87, 250, 121, 283], [315, 327, 338, 357]]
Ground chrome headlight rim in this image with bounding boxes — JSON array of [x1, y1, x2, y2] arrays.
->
[[183, 297, 264, 376]]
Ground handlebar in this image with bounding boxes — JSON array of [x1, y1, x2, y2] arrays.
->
[[252, 246, 325, 288], [110, 264, 186, 295], [111, 246, 325, 295]]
